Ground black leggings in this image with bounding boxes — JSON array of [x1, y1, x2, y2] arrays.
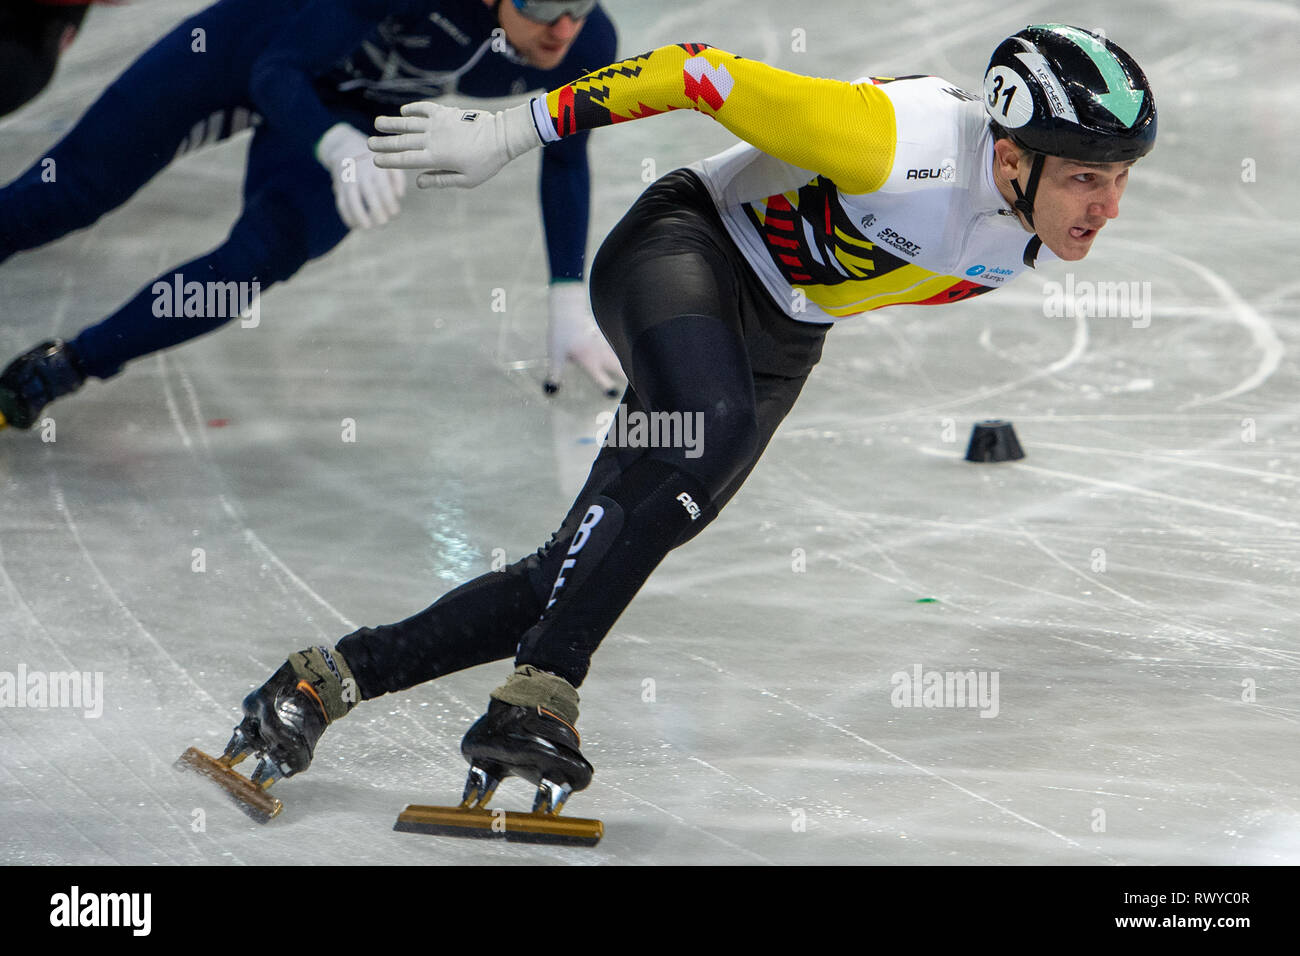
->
[[0, 2, 90, 117], [339, 170, 830, 693]]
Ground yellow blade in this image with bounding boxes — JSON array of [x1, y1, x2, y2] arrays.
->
[[394, 804, 602, 847], [176, 746, 283, 823]]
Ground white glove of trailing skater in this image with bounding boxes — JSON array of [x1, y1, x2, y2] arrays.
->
[[368, 100, 543, 189], [316, 122, 406, 230], [546, 282, 624, 397]]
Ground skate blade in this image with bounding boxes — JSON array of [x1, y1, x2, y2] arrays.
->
[[176, 746, 283, 824], [393, 805, 602, 847]]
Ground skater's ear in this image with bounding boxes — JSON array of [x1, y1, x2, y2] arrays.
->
[[992, 135, 1032, 180]]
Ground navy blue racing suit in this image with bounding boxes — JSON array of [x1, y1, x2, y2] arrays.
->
[[0, 0, 616, 379]]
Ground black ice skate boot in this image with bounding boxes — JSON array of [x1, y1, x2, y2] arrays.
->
[[0, 339, 87, 430], [460, 665, 594, 815], [223, 646, 359, 788]]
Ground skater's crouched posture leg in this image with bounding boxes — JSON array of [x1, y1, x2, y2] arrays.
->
[[0, 101, 349, 426], [463, 169, 829, 806], [236, 172, 827, 806], [0, 3, 251, 263], [69, 124, 349, 382]]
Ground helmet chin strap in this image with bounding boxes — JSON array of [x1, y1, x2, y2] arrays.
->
[[1010, 150, 1046, 267]]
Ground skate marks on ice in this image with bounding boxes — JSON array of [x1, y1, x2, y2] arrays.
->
[[1106, 238, 1284, 411]]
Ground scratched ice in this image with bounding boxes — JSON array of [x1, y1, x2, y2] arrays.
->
[[1, 0, 1296, 865]]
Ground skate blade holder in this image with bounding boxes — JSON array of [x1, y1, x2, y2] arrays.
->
[[394, 804, 603, 847], [175, 747, 283, 824]]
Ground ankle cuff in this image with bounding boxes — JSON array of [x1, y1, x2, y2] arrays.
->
[[490, 665, 580, 725], [290, 646, 358, 722]]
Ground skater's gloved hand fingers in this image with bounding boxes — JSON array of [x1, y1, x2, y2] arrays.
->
[[372, 148, 437, 170], [544, 283, 625, 396], [372, 115, 428, 137], [318, 123, 404, 230], [399, 100, 442, 119], [338, 179, 371, 231], [372, 150, 429, 171], [415, 169, 470, 189], [376, 169, 402, 220], [556, 338, 624, 397], [580, 342, 625, 397], [368, 134, 433, 162], [371, 159, 400, 219], [358, 174, 390, 227], [367, 155, 404, 225], [333, 189, 353, 231], [380, 104, 537, 190]]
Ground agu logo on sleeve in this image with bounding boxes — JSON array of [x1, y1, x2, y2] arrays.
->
[[904, 160, 956, 182]]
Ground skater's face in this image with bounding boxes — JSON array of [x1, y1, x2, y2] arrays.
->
[[491, 0, 588, 70], [994, 138, 1134, 262]]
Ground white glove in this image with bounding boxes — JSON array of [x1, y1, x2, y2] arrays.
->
[[316, 122, 406, 230], [546, 282, 624, 397], [368, 100, 542, 189]]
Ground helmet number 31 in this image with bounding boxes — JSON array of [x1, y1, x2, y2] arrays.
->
[[984, 66, 1033, 127]]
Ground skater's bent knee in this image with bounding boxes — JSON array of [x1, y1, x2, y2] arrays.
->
[[213, 214, 314, 286]]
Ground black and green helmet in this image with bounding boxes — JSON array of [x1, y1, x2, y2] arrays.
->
[[983, 24, 1157, 163]]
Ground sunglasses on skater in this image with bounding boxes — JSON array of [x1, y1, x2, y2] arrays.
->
[[511, 0, 596, 25]]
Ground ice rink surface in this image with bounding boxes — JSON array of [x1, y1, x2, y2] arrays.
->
[[1, 0, 1297, 867]]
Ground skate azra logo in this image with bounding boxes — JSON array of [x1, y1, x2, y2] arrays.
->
[[966, 264, 1014, 283]]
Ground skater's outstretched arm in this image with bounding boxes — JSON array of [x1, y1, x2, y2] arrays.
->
[[250, 0, 430, 229], [369, 42, 898, 194], [248, 0, 428, 156], [539, 43, 898, 193]]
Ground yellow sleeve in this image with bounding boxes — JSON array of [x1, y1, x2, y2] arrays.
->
[[544, 43, 897, 195]]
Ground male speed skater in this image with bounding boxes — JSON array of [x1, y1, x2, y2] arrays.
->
[[0, 0, 621, 431], [188, 25, 1156, 836]]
